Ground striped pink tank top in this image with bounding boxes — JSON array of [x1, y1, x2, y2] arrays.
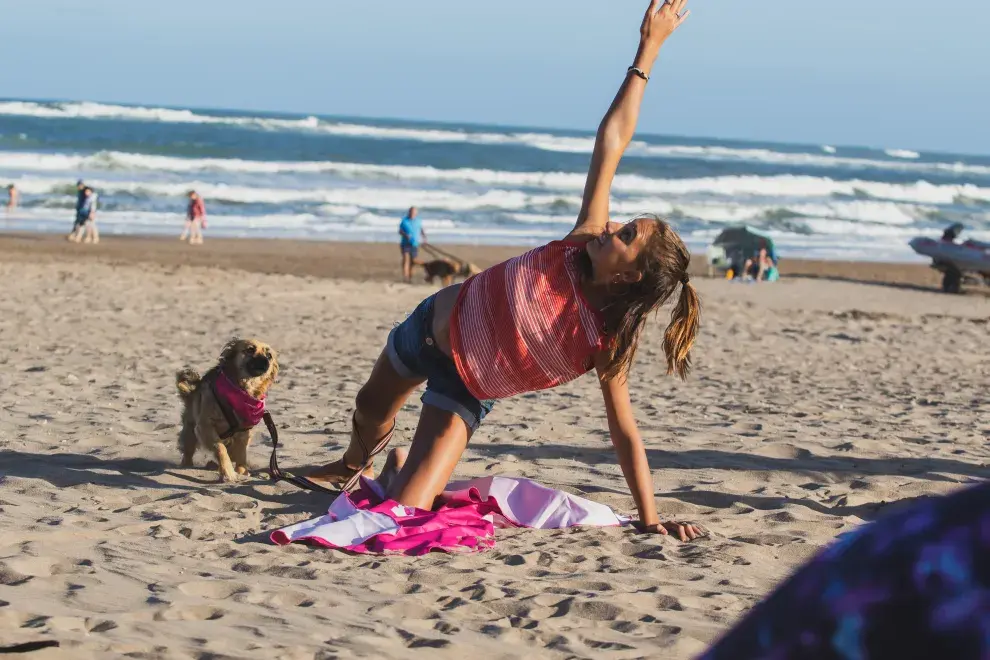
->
[[450, 240, 606, 401]]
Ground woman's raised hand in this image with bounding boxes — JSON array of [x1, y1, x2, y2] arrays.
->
[[640, 0, 690, 54]]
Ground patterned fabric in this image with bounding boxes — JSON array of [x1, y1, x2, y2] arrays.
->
[[213, 371, 266, 428], [701, 482, 990, 660], [450, 240, 605, 401], [270, 476, 625, 556]]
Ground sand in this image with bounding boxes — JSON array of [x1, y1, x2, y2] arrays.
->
[[0, 231, 961, 289], [1, 235, 988, 659]]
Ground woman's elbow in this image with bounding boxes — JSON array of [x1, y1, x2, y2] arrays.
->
[[597, 125, 625, 155]]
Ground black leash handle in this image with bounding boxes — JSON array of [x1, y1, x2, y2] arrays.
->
[[265, 412, 339, 495]]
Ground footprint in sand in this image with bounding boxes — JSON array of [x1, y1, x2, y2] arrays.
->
[[552, 597, 625, 622], [177, 580, 248, 600], [0, 564, 32, 587], [584, 638, 636, 651], [154, 604, 226, 621], [262, 565, 320, 581], [733, 532, 804, 546], [370, 600, 442, 621], [396, 630, 451, 650]]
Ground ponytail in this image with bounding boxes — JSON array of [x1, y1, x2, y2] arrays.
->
[[663, 280, 701, 379]]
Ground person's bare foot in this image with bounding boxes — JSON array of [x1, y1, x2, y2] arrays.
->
[[378, 447, 407, 494]]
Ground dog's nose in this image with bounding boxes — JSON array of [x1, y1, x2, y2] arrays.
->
[[246, 355, 270, 376]]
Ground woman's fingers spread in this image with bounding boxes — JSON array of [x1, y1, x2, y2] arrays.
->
[[663, 522, 705, 541]]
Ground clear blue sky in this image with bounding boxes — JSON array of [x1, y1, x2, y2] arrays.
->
[[0, 0, 986, 154]]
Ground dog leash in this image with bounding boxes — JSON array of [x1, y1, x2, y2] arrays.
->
[[265, 412, 339, 495], [422, 242, 466, 264]]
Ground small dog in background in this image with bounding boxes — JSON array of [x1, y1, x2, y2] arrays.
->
[[422, 259, 482, 287], [175, 338, 279, 482]]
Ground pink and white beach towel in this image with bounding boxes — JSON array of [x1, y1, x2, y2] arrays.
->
[[270, 476, 628, 556]]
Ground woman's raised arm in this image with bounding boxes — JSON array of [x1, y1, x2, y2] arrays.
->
[[569, 0, 690, 239]]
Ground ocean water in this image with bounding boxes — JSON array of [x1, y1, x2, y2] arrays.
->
[[1, 99, 989, 261]]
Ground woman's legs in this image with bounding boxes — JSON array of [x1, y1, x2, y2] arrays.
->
[[179, 220, 192, 241], [308, 349, 424, 482], [386, 405, 471, 509], [191, 219, 203, 244], [377, 447, 407, 494], [82, 220, 98, 244]]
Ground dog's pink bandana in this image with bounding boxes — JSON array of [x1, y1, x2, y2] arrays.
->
[[215, 371, 266, 427]]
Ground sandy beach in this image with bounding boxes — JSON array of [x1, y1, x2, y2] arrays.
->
[[0, 232, 957, 289], [1, 234, 988, 659]]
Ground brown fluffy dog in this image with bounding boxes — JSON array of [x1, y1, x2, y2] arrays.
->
[[423, 259, 482, 287], [175, 338, 279, 482]]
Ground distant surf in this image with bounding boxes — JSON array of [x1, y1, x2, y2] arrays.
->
[[1, 99, 988, 261]]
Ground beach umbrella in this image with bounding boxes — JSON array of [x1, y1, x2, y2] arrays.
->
[[712, 226, 777, 261]]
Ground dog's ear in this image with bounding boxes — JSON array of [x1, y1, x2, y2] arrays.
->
[[268, 350, 279, 383], [218, 337, 241, 366]]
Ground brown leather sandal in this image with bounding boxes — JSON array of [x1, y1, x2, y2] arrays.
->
[[340, 413, 396, 492], [269, 412, 395, 494]]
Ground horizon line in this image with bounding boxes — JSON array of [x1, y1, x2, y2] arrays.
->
[[1, 95, 986, 161]]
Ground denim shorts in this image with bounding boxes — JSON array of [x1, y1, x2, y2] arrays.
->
[[386, 294, 495, 431], [400, 244, 419, 260]]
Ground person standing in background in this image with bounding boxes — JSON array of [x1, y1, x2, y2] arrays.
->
[[69, 187, 99, 244], [76, 179, 86, 213], [67, 180, 86, 239], [398, 206, 426, 283], [5, 184, 17, 212], [180, 190, 206, 245]]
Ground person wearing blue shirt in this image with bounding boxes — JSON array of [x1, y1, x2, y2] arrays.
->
[[398, 206, 426, 283]]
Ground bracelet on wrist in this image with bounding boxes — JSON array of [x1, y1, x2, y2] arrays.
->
[[627, 66, 650, 82]]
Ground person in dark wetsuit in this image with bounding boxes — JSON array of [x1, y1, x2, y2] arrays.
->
[[67, 180, 86, 241], [941, 223, 964, 243]]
